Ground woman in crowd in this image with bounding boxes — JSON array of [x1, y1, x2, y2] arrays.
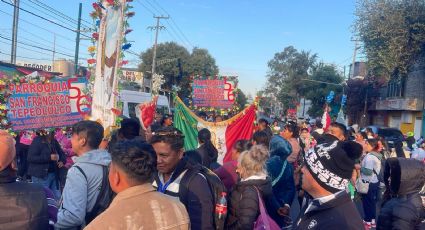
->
[[377, 158, 425, 229], [226, 145, 280, 229], [266, 135, 295, 227], [252, 130, 271, 147], [27, 130, 66, 200], [197, 128, 220, 170], [214, 139, 251, 192], [360, 138, 383, 229], [281, 122, 301, 167]]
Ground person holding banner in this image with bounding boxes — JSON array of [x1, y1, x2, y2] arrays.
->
[[27, 131, 66, 200]]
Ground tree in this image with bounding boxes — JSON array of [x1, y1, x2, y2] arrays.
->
[[264, 46, 317, 112], [235, 89, 248, 109], [303, 63, 344, 117], [139, 43, 219, 99], [355, 0, 425, 78], [179, 48, 219, 99], [139, 42, 190, 92]]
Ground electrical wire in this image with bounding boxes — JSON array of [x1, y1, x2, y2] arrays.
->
[[0, 50, 52, 61], [20, 0, 81, 30], [0, 8, 74, 44], [28, 0, 93, 29], [0, 0, 91, 39], [147, 0, 194, 48], [0, 34, 74, 58], [1, 29, 76, 55], [32, 0, 93, 27]]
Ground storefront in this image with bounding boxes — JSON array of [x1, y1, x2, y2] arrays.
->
[[370, 98, 423, 138]]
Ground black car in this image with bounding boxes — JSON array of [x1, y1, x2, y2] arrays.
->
[[367, 126, 405, 157]]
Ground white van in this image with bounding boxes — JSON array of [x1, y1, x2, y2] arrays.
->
[[120, 90, 171, 119]]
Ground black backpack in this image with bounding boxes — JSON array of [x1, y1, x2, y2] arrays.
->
[[75, 165, 115, 225], [179, 164, 227, 230]]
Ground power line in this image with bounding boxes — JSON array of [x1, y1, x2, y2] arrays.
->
[[20, 0, 80, 30], [147, 0, 194, 48], [136, 0, 156, 16], [0, 0, 91, 39], [0, 8, 75, 44], [0, 34, 74, 57], [28, 0, 93, 29], [1, 29, 75, 54], [0, 50, 52, 61]]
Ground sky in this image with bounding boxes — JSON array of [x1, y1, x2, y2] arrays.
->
[[0, 0, 359, 96]]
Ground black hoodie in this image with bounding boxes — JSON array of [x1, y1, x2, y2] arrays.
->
[[377, 158, 425, 230]]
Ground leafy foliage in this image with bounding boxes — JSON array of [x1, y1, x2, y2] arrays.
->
[[264, 46, 345, 117], [139, 42, 219, 99], [303, 64, 344, 117], [355, 0, 425, 78]]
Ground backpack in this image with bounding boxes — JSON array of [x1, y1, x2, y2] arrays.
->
[[74, 165, 115, 225], [370, 152, 385, 183], [180, 164, 227, 230]]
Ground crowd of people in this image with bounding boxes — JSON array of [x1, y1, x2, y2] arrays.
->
[[0, 114, 424, 230]]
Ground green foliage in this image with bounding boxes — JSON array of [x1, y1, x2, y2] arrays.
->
[[264, 46, 317, 112], [303, 64, 344, 117], [138, 42, 219, 99], [235, 89, 248, 109], [355, 0, 425, 78]]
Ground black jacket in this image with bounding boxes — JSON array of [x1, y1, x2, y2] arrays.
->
[[152, 157, 214, 230], [295, 191, 363, 230], [0, 168, 49, 229], [27, 136, 66, 178], [377, 158, 425, 230], [226, 178, 280, 230]]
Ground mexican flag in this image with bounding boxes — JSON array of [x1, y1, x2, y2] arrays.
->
[[174, 96, 256, 164]]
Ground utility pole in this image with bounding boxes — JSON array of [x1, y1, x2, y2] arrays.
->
[[74, 3, 82, 75], [11, 0, 20, 64], [52, 34, 56, 71], [148, 15, 169, 94], [349, 40, 359, 79]]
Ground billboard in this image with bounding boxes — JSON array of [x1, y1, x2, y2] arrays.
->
[[192, 77, 237, 109], [7, 78, 88, 131], [91, 0, 126, 128]]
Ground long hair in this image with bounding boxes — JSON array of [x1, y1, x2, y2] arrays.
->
[[198, 128, 218, 162]]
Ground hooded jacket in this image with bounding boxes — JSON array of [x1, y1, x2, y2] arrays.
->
[[377, 158, 425, 230], [266, 135, 295, 226], [226, 178, 280, 230], [55, 149, 111, 229]]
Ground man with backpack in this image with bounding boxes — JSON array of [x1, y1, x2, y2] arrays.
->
[[55, 121, 112, 229], [150, 127, 217, 230]]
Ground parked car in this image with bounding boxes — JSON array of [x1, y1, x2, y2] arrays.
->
[[362, 126, 405, 148]]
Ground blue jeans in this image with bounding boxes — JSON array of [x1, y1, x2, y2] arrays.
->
[[32, 172, 61, 200], [362, 182, 379, 222]]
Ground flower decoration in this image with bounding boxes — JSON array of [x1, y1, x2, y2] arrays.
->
[[126, 12, 135, 17], [92, 2, 101, 10], [121, 43, 131, 50], [126, 0, 133, 2], [105, 0, 114, 6], [152, 73, 165, 95], [88, 46, 96, 54], [92, 32, 99, 40], [111, 108, 122, 116], [87, 59, 96, 65], [124, 29, 133, 35], [119, 60, 129, 66]]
